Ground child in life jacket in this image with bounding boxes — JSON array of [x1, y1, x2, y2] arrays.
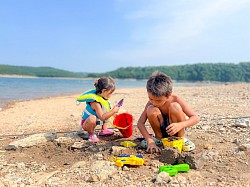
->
[[77, 77, 120, 142]]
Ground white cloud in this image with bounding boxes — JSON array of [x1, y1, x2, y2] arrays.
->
[[108, 0, 250, 65]]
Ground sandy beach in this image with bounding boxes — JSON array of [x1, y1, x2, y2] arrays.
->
[[0, 83, 250, 186], [1, 83, 249, 135]]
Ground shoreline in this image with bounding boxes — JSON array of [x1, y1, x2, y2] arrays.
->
[[0, 91, 81, 111], [2, 74, 248, 83], [1, 83, 250, 135], [0, 74, 88, 80], [0, 82, 248, 110], [0, 74, 144, 81]]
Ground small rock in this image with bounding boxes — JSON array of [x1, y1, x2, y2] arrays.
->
[[44, 131, 57, 142], [122, 166, 130, 171], [111, 146, 128, 155], [71, 142, 85, 149], [5, 145, 17, 151], [178, 152, 205, 170], [154, 172, 171, 184], [238, 144, 250, 151], [87, 175, 100, 182], [204, 143, 213, 150], [233, 119, 250, 128], [71, 161, 87, 168]]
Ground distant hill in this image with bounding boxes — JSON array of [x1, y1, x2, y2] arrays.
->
[[0, 65, 87, 78], [1, 62, 250, 82], [87, 62, 250, 82]]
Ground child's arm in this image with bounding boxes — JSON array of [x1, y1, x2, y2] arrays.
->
[[166, 94, 200, 136], [91, 102, 120, 121], [176, 95, 200, 128], [137, 102, 161, 153]]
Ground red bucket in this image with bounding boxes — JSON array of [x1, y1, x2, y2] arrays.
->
[[113, 113, 133, 138]]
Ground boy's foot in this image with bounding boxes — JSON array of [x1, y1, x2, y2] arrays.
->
[[88, 134, 99, 143], [182, 138, 195, 151], [98, 129, 114, 136], [141, 136, 163, 148]]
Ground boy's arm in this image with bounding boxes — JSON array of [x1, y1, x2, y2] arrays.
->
[[137, 102, 151, 139], [137, 102, 161, 152], [176, 95, 200, 128], [166, 95, 200, 136], [168, 94, 200, 131]]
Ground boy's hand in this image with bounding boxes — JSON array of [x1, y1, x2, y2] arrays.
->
[[147, 142, 161, 153], [166, 122, 184, 136]]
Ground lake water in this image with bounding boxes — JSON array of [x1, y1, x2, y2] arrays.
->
[[0, 77, 219, 109], [0, 77, 148, 109]]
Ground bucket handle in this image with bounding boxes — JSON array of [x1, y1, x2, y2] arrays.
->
[[112, 115, 132, 130], [112, 122, 131, 130]]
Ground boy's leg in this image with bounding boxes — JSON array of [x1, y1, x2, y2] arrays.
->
[[146, 105, 164, 140], [82, 115, 97, 134], [169, 102, 196, 151], [169, 102, 186, 137]]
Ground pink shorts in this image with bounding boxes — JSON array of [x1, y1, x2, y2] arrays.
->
[[81, 119, 85, 125], [81, 118, 103, 125]]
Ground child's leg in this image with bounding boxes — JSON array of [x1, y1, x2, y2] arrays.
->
[[99, 122, 114, 136], [102, 123, 108, 130], [169, 102, 186, 137], [82, 115, 97, 134], [146, 105, 164, 140]]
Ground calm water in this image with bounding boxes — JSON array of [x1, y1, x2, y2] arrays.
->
[[0, 77, 220, 109], [0, 77, 147, 108]]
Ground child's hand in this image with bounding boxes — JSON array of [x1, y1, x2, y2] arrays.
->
[[166, 122, 183, 136], [112, 105, 120, 113], [147, 142, 161, 153]]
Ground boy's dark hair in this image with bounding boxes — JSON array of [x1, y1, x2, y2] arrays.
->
[[94, 76, 116, 94], [146, 71, 173, 97]]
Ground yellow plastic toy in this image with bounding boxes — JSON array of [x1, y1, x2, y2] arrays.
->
[[111, 154, 145, 167], [120, 141, 137, 147], [161, 137, 184, 153]]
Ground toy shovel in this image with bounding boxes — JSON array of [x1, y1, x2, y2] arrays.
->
[[116, 99, 124, 107]]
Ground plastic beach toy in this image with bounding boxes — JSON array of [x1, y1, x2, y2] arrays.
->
[[116, 99, 124, 107], [161, 137, 184, 153], [159, 164, 190, 176], [120, 141, 137, 147], [113, 113, 133, 138], [182, 138, 195, 152], [111, 154, 145, 167], [117, 154, 143, 158]]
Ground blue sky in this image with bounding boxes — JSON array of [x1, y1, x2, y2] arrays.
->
[[1, 0, 250, 73]]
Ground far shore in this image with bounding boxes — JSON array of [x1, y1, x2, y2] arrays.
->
[[0, 74, 148, 81], [0, 74, 87, 80]]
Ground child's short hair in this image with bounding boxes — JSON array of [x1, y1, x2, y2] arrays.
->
[[146, 71, 173, 97], [94, 76, 116, 94]]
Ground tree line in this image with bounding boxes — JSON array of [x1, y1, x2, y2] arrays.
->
[[0, 65, 87, 78], [87, 62, 250, 82], [0, 62, 249, 82]]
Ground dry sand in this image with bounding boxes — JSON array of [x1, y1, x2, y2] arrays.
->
[[0, 83, 249, 135], [0, 83, 250, 186]]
